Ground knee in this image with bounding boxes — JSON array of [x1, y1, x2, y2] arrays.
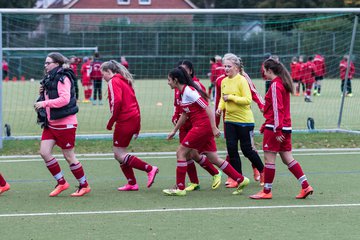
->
[[114, 152, 125, 163], [240, 145, 255, 158], [39, 148, 52, 161]]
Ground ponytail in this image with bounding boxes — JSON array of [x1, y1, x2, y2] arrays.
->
[[263, 58, 294, 94], [101, 60, 134, 87]]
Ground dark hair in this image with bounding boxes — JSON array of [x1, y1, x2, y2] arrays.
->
[[47, 52, 68, 66], [308, 56, 314, 61], [177, 59, 195, 78], [263, 58, 294, 94], [210, 57, 216, 62], [169, 66, 208, 100], [94, 52, 100, 58]]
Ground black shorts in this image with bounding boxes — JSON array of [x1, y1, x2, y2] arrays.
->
[[315, 76, 324, 81]]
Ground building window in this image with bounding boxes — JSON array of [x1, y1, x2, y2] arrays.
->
[[118, 0, 130, 5], [139, 0, 151, 5]]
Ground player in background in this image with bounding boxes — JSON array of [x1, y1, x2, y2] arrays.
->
[[208, 55, 225, 100], [298, 55, 306, 95], [80, 56, 92, 103], [164, 66, 250, 196], [34, 52, 91, 197], [302, 56, 316, 102], [100, 60, 159, 191], [313, 54, 326, 96], [290, 56, 301, 96], [90, 52, 103, 105], [120, 56, 129, 69], [339, 55, 355, 97], [69, 56, 81, 101], [216, 53, 264, 188], [250, 58, 313, 200], [174, 60, 222, 192], [0, 173, 10, 195], [2, 59, 9, 80], [261, 53, 272, 94]]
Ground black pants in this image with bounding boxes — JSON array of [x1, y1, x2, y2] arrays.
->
[[93, 80, 102, 100], [341, 79, 352, 94], [225, 123, 264, 174]]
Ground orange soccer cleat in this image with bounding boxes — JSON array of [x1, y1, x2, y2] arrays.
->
[[249, 190, 273, 199], [296, 185, 314, 199], [70, 185, 91, 197], [49, 182, 70, 197], [0, 183, 10, 195], [253, 168, 260, 182]]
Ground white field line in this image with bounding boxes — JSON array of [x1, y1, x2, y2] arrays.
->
[[1, 203, 360, 218], [0, 150, 359, 163]]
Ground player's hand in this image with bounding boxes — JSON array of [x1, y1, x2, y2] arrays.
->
[[172, 117, 178, 126], [106, 123, 113, 131], [133, 133, 139, 140], [222, 94, 229, 102], [259, 124, 265, 134], [167, 131, 176, 140], [39, 86, 44, 94], [213, 127, 221, 138], [215, 109, 222, 116], [34, 101, 43, 111], [260, 108, 264, 113]]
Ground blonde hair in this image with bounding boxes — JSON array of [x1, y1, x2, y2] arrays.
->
[[222, 53, 244, 75], [100, 60, 134, 87]]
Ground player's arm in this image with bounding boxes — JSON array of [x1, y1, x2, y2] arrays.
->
[[167, 112, 187, 140]]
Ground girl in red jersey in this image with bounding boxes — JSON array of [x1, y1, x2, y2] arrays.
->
[[290, 56, 301, 96], [34, 52, 90, 197], [164, 66, 249, 196], [80, 57, 92, 103], [339, 55, 355, 97], [0, 173, 10, 195], [100, 60, 159, 191], [249, 58, 314, 200], [174, 60, 222, 192]]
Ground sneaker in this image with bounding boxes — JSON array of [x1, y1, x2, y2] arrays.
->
[[211, 171, 222, 189], [118, 183, 139, 191], [0, 183, 10, 195], [147, 166, 159, 188], [296, 185, 314, 199], [225, 177, 232, 186], [253, 168, 260, 181], [185, 183, 200, 191], [304, 97, 312, 102], [163, 188, 186, 196], [347, 93, 353, 97], [70, 185, 91, 197], [226, 178, 238, 188], [249, 190, 272, 199], [259, 172, 264, 186], [49, 182, 70, 197], [82, 99, 90, 103], [295, 93, 300, 96], [232, 177, 250, 195]]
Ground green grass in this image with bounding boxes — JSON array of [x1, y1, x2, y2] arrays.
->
[[1, 149, 360, 239], [2, 78, 360, 136], [1, 132, 360, 155]]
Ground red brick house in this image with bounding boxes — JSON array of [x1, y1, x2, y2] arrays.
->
[[36, 0, 197, 31]]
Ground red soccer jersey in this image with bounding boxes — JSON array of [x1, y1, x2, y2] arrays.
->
[[340, 60, 355, 80], [301, 61, 316, 84], [263, 76, 292, 136], [290, 62, 301, 80], [70, 63, 78, 76], [180, 85, 209, 127], [313, 54, 326, 77], [107, 74, 141, 129], [90, 60, 103, 80], [81, 61, 91, 83], [243, 72, 265, 111]]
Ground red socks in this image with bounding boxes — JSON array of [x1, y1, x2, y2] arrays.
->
[[120, 163, 137, 185], [288, 160, 309, 189], [45, 158, 66, 185], [263, 163, 276, 193], [176, 160, 187, 190], [198, 155, 219, 176], [70, 162, 88, 187], [124, 154, 152, 172], [219, 160, 244, 183], [186, 160, 199, 184]]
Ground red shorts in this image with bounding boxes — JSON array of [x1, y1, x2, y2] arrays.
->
[[263, 129, 292, 152], [178, 121, 192, 142], [41, 126, 77, 149], [113, 117, 140, 148], [181, 126, 217, 153], [82, 78, 91, 86]]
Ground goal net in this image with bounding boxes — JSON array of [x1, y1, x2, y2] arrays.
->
[[1, 10, 359, 138]]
